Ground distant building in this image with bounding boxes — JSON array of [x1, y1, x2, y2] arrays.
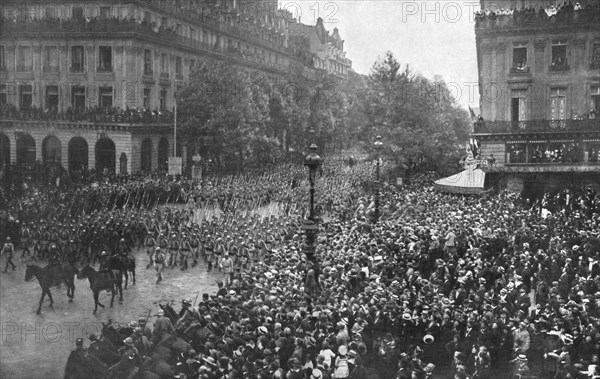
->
[[288, 17, 352, 78], [473, 0, 600, 191], [0, 0, 352, 175]]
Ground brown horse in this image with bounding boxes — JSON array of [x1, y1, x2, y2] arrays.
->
[[77, 265, 123, 314], [108, 254, 136, 289], [25, 263, 78, 314]]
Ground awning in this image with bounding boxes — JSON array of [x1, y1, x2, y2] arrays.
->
[[434, 168, 487, 195]]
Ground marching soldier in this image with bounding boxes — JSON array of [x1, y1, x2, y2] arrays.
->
[[40, 226, 51, 260], [1, 237, 16, 273], [19, 222, 31, 259], [180, 234, 191, 271], [190, 231, 200, 268], [59, 224, 70, 255], [31, 224, 41, 260], [50, 226, 60, 255], [205, 234, 214, 272], [214, 237, 225, 272], [168, 234, 180, 269], [144, 232, 156, 269], [153, 247, 166, 284]]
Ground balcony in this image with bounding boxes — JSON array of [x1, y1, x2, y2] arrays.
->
[[474, 119, 600, 134], [0, 18, 293, 74], [509, 66, 530, 75], [475, 8, 600, 30], [549, 63, 570, 72], [43, 66, 60, 73], [96, 66, 113, 73]]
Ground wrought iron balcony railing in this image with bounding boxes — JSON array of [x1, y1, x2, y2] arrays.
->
[[474, 119, 600, 134], [549, 63, 570, 72], [509, 66, 530, 74]]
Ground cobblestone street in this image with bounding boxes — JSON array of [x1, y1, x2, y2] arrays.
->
[[0, 249, 220, 379]]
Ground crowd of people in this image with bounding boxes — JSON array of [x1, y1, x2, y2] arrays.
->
[[0, 103, 174, 124], [474, 0, 600, 25], [2, 152, 600, 379]]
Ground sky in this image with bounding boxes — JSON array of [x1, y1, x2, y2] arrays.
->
[[279, 0, 482, 109]]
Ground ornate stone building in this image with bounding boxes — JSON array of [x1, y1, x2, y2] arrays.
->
[[0, 0, 352, 174], [473, 0, 600, 191], [288, 17, 352, 78]]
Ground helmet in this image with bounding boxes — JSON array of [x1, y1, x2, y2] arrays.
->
[[182, 299, 192, 306], [101, 251, 108, 256]]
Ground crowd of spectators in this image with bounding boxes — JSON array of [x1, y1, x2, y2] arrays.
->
[[3, 153, 600, 379], [0, 103, 174, 124], [475, 0, 600, 26]]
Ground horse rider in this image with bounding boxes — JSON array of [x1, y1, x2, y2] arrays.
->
[[64, 338, 91, 379], [117, 238, 131, 257], [48, 243, 61, 266], [153, 247, 166, 284], [1, 237, 16, 273], [152, 309, 174, 344], [98, 251, 115, 281], [144, 232, 156, 269], [175, 298, 197, 331], [118, 337, 142, 364], [137, 317, 153, 341]]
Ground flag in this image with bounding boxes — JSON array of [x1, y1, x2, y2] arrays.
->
[[468, 106, 478, 122]]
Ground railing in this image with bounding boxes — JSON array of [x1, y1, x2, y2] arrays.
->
[[0, 20, 291, 72], [549, 63, 570, 72], [475, 7, 600, 29], [474, 119, 600, 133], [509, 66, 530, 74]]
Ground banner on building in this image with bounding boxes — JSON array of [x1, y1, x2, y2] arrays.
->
[[192, 164, 202, 182], [168, 157, 182, 176]]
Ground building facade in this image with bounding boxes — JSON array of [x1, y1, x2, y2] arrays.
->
[[0, 0, 352, 174], [288, 17, 352, 78], [473, 0, 600, 191]]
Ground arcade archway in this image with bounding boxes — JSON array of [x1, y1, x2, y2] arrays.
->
[[42, 135, 62, 165], [68, 137, 88, 171], [141, 138, 152, 172], [119, 153, 128, 174], [158, 138, 169, 171], [0, 133, 9, 167], [95, 138, 115, 173], [16, 133, 36, 167]]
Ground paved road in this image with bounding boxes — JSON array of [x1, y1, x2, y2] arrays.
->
[[0, 249, 220, 379]]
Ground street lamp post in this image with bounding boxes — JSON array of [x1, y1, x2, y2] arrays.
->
[[302, 142, 322, 263], [374, 135, 383, 223]]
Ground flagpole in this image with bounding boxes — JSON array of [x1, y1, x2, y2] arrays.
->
[[174, 99, 177, 158]]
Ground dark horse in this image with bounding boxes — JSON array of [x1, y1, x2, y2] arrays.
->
[[25, 263, 78, 314], [77, 266, 123, 314], [108, 254, 136, 289]]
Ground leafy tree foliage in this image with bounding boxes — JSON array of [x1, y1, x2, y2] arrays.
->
[[176, 53, 469, 174]]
